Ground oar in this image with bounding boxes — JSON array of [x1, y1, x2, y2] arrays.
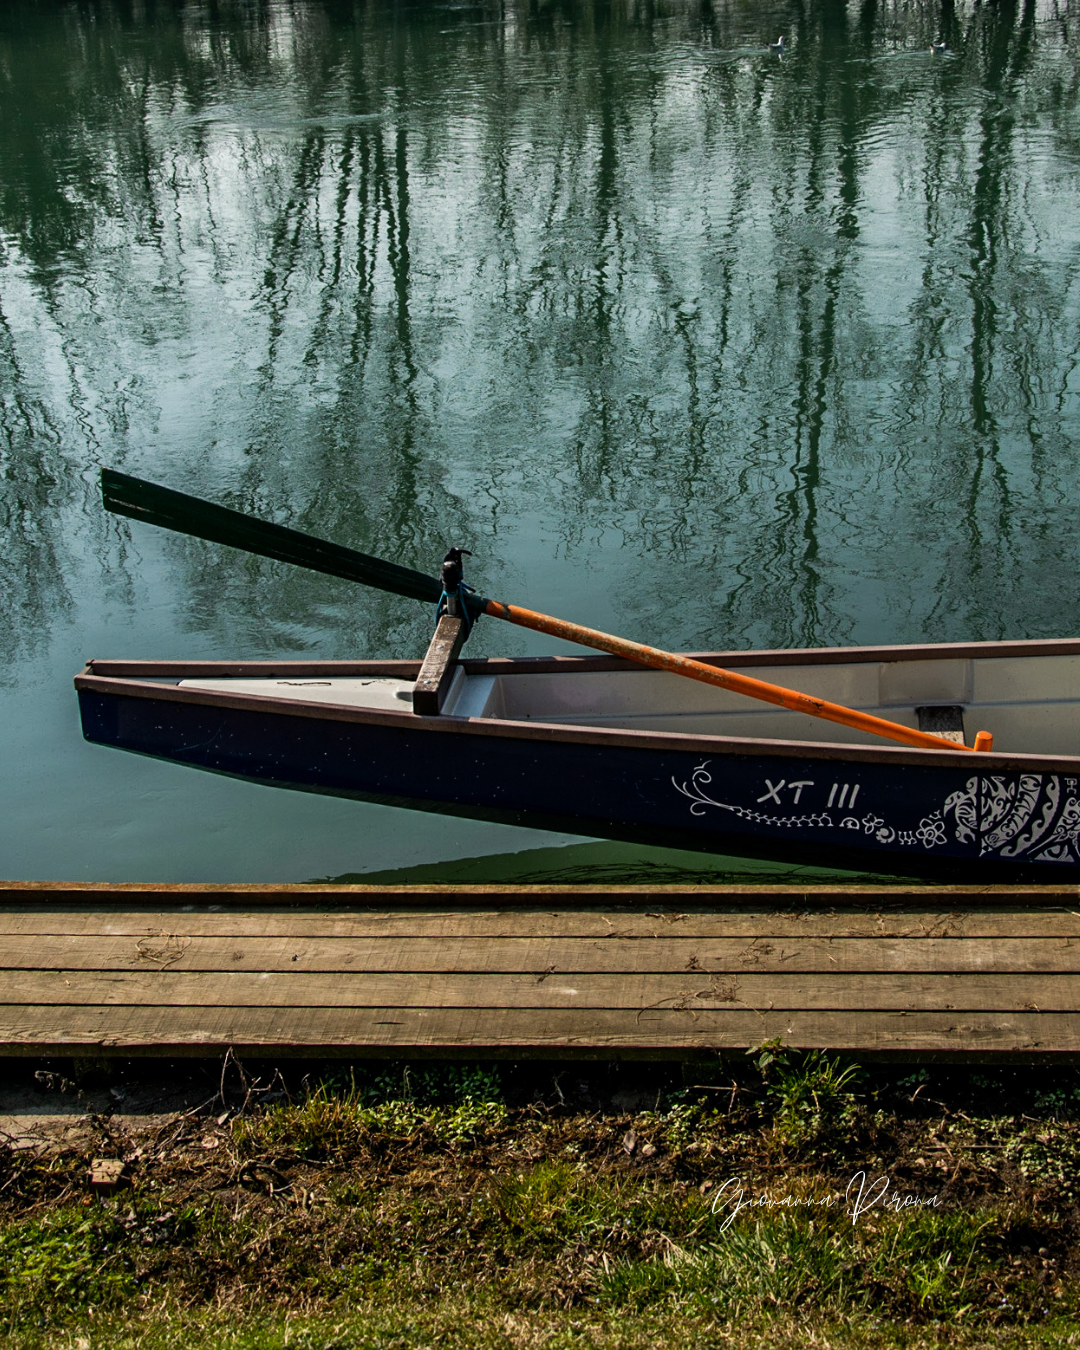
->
[[101, 467, 449, 608], [100, 468, 990, 753]]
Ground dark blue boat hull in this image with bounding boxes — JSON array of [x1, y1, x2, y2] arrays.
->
[[77, 684, 1080, 880]]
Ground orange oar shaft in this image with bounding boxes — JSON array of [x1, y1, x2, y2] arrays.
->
[[482, 599, 986, 753]]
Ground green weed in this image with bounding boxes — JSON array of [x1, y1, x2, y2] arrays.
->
[[234, 1071, 507, 1160], [1031, 1087, 1080, 1122], [762, 1048, 863, 1147], [601, 1201, 1007, 1323], [350, 1062, 504, 1109], [1004, 1126, 1080, 1200], [0, 1207, 136, 1325], [484, 1160, 608, 1241]]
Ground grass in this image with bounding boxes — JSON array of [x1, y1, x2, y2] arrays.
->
[[1, 1054, 1080, 1347]]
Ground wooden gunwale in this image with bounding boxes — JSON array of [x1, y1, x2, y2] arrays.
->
[[75, 668, 1077, 771], [82, 632, 1080, 678]]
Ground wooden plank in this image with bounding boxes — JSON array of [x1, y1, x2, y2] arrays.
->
[[2, 934, 1080, 973], [4, 969, 1079, 1012], [412, 615, 466, 716], [0, 909, 1078, 939], [3, 881, 1079, 909], [1, 1005, 1079, 1053], [1, 892, 1078, 1057]]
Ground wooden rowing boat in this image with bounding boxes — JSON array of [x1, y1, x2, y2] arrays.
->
[[76, 635, 1080, 880]]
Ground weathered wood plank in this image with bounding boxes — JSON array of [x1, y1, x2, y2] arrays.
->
[[2, 935, 1080, 973], [0, 1006, 1078, 1053], [1, 892, 1077, 1056], [412, 614, 466, 716], [2, 881, 1078, 908], [3, 969, 1078, 1012], [2, 908, 1079, 939]]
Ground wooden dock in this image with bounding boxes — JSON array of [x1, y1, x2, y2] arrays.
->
[[2, 882, 1080, 1060]]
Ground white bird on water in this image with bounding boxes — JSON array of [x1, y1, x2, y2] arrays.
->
[[769, 35, 785, 53], [931, 40, 946, 55]]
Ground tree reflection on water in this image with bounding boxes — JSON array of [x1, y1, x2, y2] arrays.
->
[[0, 0, 1077, 668]]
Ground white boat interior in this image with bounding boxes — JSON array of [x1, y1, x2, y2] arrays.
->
[[176, 650, 1080, 755]]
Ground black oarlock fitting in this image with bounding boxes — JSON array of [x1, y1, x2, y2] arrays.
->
[[440, 547, 472, 592], [438, 547, 473, 622]]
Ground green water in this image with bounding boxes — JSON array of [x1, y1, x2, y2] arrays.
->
[[1, 0, 1078, 883]]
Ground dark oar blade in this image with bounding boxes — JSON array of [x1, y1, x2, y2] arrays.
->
[[101, 467, 445, 607]]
